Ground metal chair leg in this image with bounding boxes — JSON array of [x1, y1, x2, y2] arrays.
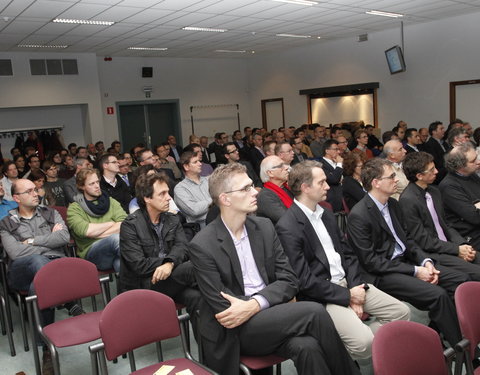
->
[[16, 292, 29, 351], [1, 294, 15, 356]]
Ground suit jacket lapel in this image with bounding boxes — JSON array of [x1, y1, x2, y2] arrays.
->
[[365, 195, 392, 236], [245, 219, 268, 284], [216, 221, 245, 290]]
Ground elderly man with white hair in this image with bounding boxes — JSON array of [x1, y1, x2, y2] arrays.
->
[[384, 139, 408, 200], [256, 155, 293, 224]]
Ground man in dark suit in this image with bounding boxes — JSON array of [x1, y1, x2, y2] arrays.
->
[[223, 142, 262, 189], [319, 139, 344, 212], [188, 163, 360, 375], [249, 133, 265, 176], [167, 135, 183, 163], [404, 128, 421, 154], [290, 137, 308, 165], [439, 143, 480, 251], [400, 151, 480, 280], [422, 121, 447, 183], [276, 160, 409, 360], [347, 158, 468, 347]]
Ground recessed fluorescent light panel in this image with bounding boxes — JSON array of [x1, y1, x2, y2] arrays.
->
[[272, 0, 318, 5], [182, 26, 227, 32], [365, 10, 403, 18], [18, 44, 68, 48], [276, 33, 311, 38], [215, 50, 246, 53], [53, 18, 115, 26], [128, 47, 168, 51]]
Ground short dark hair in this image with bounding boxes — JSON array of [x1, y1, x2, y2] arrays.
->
[[95, 141, 104, 148], [331, 126, 342, 135], [361, 158, 392, 192], [77, 146, 86, 153], [27, 154, 40, 165], [27, 169, 46, 184], [68, 143, 77, 150], [382, 131, 395, 144], [322, 139, 339, 156], [288, 160, 323, 198], [222, 142, 236, 155], [131, 164, 156, 188], [98, 153, 116, 173], [179, 151, 199, 172], [137, 149, 152, 163], [428, 121, 443, 136], [111, 141, 120, 147], [2, 161, 16, 176], [405, 128, 418, 141], [403, 152, 434, 182], [136, 173, 170, 209], [233, 130, 241, 137]]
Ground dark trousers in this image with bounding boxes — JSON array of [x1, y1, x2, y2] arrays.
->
[[437, 253, 480, 281], [376, 264, 468, 346], [202, 301, 360, 375]]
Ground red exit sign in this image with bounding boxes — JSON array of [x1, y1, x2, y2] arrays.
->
[[107, 107, 114, 115]]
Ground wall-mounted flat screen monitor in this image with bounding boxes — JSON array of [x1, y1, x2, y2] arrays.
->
[[385, 45, 406, 74]]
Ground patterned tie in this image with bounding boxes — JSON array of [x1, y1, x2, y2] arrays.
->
[[121, 174, 129, 186], [425, 192, 447, 241], [381, 206, 406, 258]]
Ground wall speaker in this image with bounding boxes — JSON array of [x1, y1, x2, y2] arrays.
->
[[142, 67, 153, 78]]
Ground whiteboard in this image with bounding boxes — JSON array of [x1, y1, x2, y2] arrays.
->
[[191, 104, 239, 140]]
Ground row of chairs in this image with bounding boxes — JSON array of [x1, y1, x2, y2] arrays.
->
[[372, 281, 480, 375]]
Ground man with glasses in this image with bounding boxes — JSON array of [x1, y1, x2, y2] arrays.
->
[[189, 163, 360, 375], [0, 178, 83, 374], [117, 154, 134, 188], [384, 139, 408, 200], [347, 158, 468, 347], [67, 169, 127, 273], [249, 133, 266, 176], [275, 141, 294, 167], [400, 152, 480, 280], [320, 139, 344, 212], [256, 156, 293, 224], [440, 143, 480, 251], [352, 129, 374, 160], [174, 151, 212, 228], [223, 142, 262, 189], [336, 135, 350, 158], [290, 137, 308, 165], [98, 154, 131, 213]]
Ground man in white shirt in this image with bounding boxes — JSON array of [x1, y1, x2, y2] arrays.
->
[[276, 160, 409, 360], [384, 140, 408, 200]]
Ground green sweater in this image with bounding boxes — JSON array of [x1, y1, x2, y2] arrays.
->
[[67, 197, 127, 258]]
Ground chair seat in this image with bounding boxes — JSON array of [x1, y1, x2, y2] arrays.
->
[[43, 311, 102, 347], [131, 358, 212, 375], [240, 354, 286, 370]]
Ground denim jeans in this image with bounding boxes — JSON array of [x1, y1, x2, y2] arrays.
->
[[7, 254, 60, 335], [85, 233, 120, 272]]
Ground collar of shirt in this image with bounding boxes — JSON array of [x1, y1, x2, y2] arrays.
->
[[356, 145, 366, 152], [368, 192, 388, 213], [103, 175, 117, 187], [221, 217, 248, 244], [323, 157, 338, 169], [391, 162, 402, 169], [294, 198, 324, 222], [408, 144, 419, 152]]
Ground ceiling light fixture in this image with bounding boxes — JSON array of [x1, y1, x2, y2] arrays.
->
[[53, 18, 115, 26], [272, 0, 318, 5], [182, 26, 227, 32], [215, 49, 246, 53], [365, 10, 403, 18], [276, 33, 311, 38], [128, 47, 168, 51], [18, 44, 68, 48]]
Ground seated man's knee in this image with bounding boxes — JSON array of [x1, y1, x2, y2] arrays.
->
[[396, 302, 411, 321], [349, 333, 373, 360]]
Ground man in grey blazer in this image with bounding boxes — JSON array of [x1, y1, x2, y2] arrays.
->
[[188, 163, 359, 375]]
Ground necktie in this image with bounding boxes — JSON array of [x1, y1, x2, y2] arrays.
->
[[425, 192, 448, 241], [381, 206, 406, 258], [121, 175, 129, 186]]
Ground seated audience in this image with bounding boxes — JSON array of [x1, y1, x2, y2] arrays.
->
[[342, 152, 366, 210], [291, 137, 308, 165], [294, 128, 313, 157], [117, 154, 134, 188], [276, 160, 409, 360], [347, 158, 468, 347], [0, 180, 17, 219], [366, 125, 383, 156], [42, 160, 66, 207], [275, 141, 294, 166], [256, 155, 292, 224], [183, 143, 213, 177], [263, 140, 277, 157], [249, 133, 266, 176], [400, 152, 480, 280], [119, 173, 201, 328], [58, 154, 76, 179], [155, 143, 182, 180], [174, 151, 211, 228], [0, 179, 82, 373], [14, 155, 27, 178], [168, 135, 184, 163], [383, 139, 408, 200], [404, 128, 422, 153], [319, 139, 344, 212], [64, 157, 92, 204], [188, 163, 360, 375], [309, 125, 327, 158], [28, 170, 52, 206], [337, 135, 350, 158], [447, 127, 470, 148], [440, 143, 480, 250], [1, 161, 18, 201], [98, 154, 132, 213], [423, 121, 447, 184], [352, 129, 374, 160], [67, 169, 127, 272]]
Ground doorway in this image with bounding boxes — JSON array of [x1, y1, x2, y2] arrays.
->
[[117, 100, 181, 152], [261, 98, 285, 131]]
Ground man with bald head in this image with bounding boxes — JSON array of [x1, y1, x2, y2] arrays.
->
[[384, 139, 408, 200], [256, 155, 293, 224]]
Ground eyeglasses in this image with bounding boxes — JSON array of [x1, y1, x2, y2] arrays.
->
[[15, 188, 40, 196], [377, 172, 396, 180], [328, 148, 340, 151], [227, 148, 239, 154], [106, 160, 119, 164], [421, 166, 436, 174], [224, 183, 255, 194], [269, 163, 288, 170]]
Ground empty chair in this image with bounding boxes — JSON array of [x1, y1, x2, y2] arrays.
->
[[26, 257, 109, 375], [372, 320, 454, 375], [89, 289, 216, 375], [240, 354, 285, 375], [455, 281, 480, 375]]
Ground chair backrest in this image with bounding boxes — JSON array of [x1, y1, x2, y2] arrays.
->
[[33, 257, 101, 310], [455, 281, 480, 358], [372, 320, 449, 375], [52, 206, 68, 223], [99, 289, 181, 360]]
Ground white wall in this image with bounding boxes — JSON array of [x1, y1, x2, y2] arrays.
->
[[246, 12, 480, 132], [97, 56, 251, 146], [0, 52, 103, 143]]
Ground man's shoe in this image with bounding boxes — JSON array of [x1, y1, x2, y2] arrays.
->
[[65, 303, 85, 316], [42, 349, 54, 375]]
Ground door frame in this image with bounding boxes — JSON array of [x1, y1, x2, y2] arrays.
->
[[261, 98, 285, 130], [116, 99, 181, 149], [449, 79, 480, 122]]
